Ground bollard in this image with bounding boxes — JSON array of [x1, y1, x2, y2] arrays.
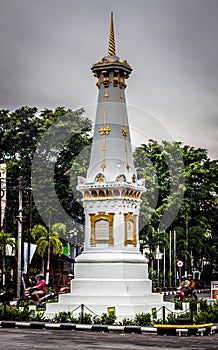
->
[[3, 301, 7, 320], [190, 307, 194, 325], [81, 304, 84, 324], [162, 306, 166, 324]]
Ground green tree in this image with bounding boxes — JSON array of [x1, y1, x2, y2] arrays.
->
[[134, 141, 218, 283], [32, 107, 92, 232], [0, 106, 92, 244], [134, 140, 185, 233], [31, 223, 66, 284], [175, 146, 218, 268]]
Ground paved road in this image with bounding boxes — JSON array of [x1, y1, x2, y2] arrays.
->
[[0, 328, 218, 350]]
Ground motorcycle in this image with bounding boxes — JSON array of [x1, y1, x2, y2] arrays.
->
[[38, 285, 72, 307], [16, 287, 51, 306], [174, 288, 197, 302], [17, 286, 68, 307], [38, 291, 58, 307], [16, 287, 35, 306]]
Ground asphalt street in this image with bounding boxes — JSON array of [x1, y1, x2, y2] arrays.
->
[[0, 328, 218, 350]]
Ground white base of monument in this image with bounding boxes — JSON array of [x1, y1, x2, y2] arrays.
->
[[46, 253, 175, 321]]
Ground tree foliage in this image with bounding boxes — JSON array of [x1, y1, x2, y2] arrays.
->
[[31, 222, 66, 283], [31, 223, 65, 257], [135, 140, 218, 270], [0, 106, 92, 243]]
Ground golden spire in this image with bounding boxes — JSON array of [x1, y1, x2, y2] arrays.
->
[[108, 12, 116, 56]]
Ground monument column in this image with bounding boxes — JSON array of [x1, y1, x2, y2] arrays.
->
[[76, 12, 146, 264], [46, 14, 174, 320]]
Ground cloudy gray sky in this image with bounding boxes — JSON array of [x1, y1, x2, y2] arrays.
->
[[0, 0, 218, 159]]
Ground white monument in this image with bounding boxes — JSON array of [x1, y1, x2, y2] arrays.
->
[[46, 13, 174, 320]]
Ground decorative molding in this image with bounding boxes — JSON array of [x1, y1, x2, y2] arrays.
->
[[92, 57, 132, 70], [116, 174, 126, 182], [99, 126, 111, 135], [95, 174, 105, 183], [132, 174, 137, 183], [92, 66, 131, 89], [81, 186, 142, 200], [122, 127, 128, 137], [100, 162, 106, 171]]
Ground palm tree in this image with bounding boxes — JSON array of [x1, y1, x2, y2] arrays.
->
[[0, 232, 16, 286], [31, 223, 66, 284]]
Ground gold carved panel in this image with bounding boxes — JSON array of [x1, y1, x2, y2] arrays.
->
[[90, 212, 114, 246], [124, 212, 137, 246]]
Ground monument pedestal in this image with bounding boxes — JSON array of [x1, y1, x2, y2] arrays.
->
[[46, 254, 175, 320]]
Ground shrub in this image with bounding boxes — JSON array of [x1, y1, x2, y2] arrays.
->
[[99, 312, 116, 325], [174, 300, 183, 310], [78, 312, 92, 324], [194, 303, 218, 324], [134, 312, 152, 326], [165, 312, 177, 325], [198, 298, 209, 311], [52, 311, 77, 323], [92, 315, 102, 324], [2, 299, 218, 326], [0, 305, 20, 320], [117, 317, 135, 326], [0, 304, 45, 322]]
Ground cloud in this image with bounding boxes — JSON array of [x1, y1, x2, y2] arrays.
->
[[0, 0, 218, 159]]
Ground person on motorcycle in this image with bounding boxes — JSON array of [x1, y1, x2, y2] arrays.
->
[[185, 274, 195, 297], [30, 274, 46, 304], [177, 275, 189, 291]]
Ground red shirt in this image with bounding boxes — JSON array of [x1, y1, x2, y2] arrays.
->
[[36, 279, 46, 294]]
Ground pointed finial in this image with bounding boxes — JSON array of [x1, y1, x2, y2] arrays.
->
[[108, 12, 116, 56]]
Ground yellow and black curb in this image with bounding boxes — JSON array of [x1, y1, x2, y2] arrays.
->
[[0, 320, 217, 336], [154, 323, 217, 336]]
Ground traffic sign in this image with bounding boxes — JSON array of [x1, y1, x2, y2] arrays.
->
[[177, 260, 184, 268]]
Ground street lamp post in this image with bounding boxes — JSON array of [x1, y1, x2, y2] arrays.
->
[[17, 176, 23, 298], [27, 186, 32, 283], [169, 230, 172, 287], [174, 230, 177, 287], [69, 229, 79, 276]]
